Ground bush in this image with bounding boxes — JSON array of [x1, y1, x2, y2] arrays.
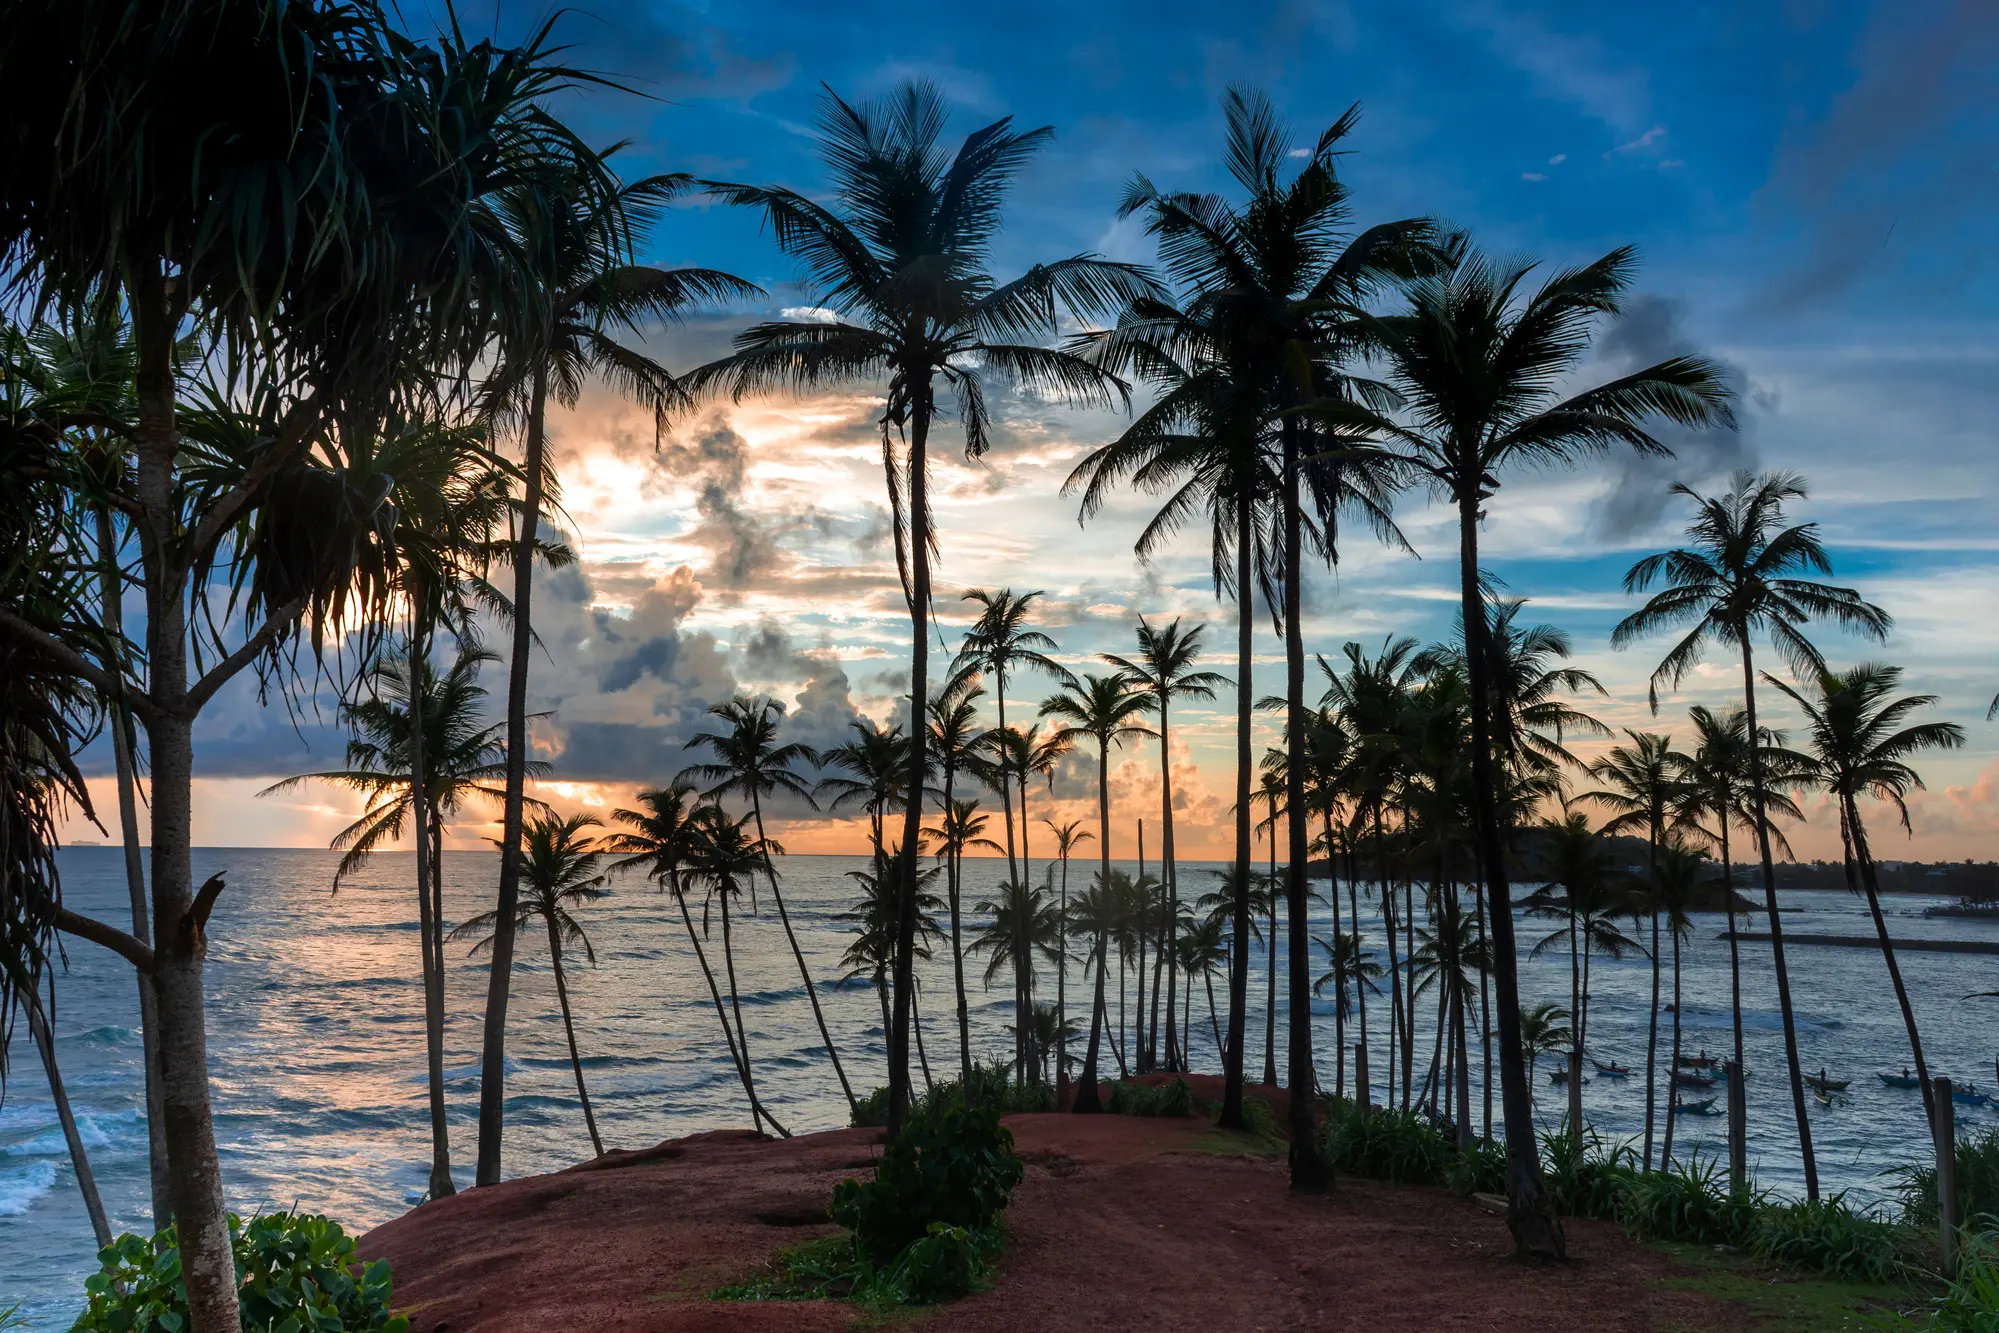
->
[[75, 1212, 408, 1333], [831, 1099, 1023, 1268], [1320, 1101, 1452, 1184], [1897, 1129, 1999, 1234], [1539, 1126, 1638, 1221], [849, 1061, 1054, 1128], [1445, 1137, 1508, 1198], [1887, 1241, 1999, 1331], [1619, 1155, 1763, 1246], [1106, 1078, 1196, 1118], [1750, 1194, 1916, 1283]]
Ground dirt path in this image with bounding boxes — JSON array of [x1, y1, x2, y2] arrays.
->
[[360, 1101, 1748, 1332]]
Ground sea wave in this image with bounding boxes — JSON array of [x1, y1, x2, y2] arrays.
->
[[0, 1160, 58, 1216]]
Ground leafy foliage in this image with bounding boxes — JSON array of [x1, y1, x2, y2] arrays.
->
[[1619, 1154, 1763, 1246], [831, 1100, 1023, 1269], [1885, 1241, 1999, 1332], [1750, 1195, 1918, 1284], [1319, 1101, 1453, 1184], [1445, 1137, 1509, 1198], [849, 1061, 1054, 1128], [75, 1212, 408, 1333], [1106, 1077, 1197, 1118], [1897, 1128, 1999, 1232], [1539, 1126, 1640, 1221]]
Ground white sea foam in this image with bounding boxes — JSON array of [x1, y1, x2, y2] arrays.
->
[[0, 1160, 58, 1216]]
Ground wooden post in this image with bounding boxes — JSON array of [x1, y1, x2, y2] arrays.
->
[[1355, 1043, 1370, 1110], [1568, 1049, 1583, 1140], [1725, 1061, 1747, 1193], [1935, 1076, 1959, 1273]]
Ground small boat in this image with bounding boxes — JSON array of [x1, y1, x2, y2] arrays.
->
[[1814, 1088, 1835, 1107], [1673, 1070, 1719, 1089], [1953, 1085, 1990, 1107], [1674, 1096, 1721, 1116], [1805, 1075, 1850, 1093], [1879, 1072, 1922, 1090], [1717, 1064, 1750, 1080], [1677, 1053, 1718, 1069], [1548, 1067, 1587, 1086], [1590, 1059, 1631, 1077]]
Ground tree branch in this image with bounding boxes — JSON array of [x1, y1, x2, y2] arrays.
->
[[56, 908, 156, 973], [185, 596, 310, 712], [0, 605, 154, 721]]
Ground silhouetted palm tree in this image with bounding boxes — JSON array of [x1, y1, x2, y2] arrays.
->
[[816, 718, 914, 860], [1043, 817, 1094, 1096], [1614, 470, 1889, 1200], [1041, 673, 1155, 1110], [1518, 1002, 1573, 1092], [1771, 663, 1964, 1134], [681, 807, 791, 1133], [456, 813, 611, 1158], [1312, 931, 1382, 1099], [1653, 840, 1707, 1167], [696, 83, 1150, 1136], [956, 589, 1075, 886], [1356, 240, 1735, 1252], [927, 797, 1003, 1086], [929, 676, 987, 1086]]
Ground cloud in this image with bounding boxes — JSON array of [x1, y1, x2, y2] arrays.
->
[[1548, 153, 1568, 165], [1612, 125, 1666, 154], [1521, 172, 1547, 182], [1585, 294, 1758, 540]]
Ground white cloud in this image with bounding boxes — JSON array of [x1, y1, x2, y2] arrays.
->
[[1614, 125, 1667, 154], [1522, 172, 1548, 182], [1549, 153, 1568, 165]]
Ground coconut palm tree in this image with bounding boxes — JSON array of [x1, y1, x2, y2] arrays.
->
[[695, 83, 1149, 1137], [606, 782, 786, 1137], [1043, 817, 1094, 1095], [1518, 1003, 1573, 1093], [1653, 840, 1708, 1167], [837, 853, 944, 1051], [968, 876, 1064, 1075], [1578, 731, 1682, 1169], [681, 696, 853, 1115], [816, 718, 915, 861], [926, 797, 1004, 1086], [680, 806, 791, 1133], [1613, 470, 1890, 1200], [1040, 673, 1156, 1111], [1103, 616, 1228, 1073], [1769, 663, 1965, 1134], [1179, 908, 1233, 1067], [956, 589, 1074, 887], [1355, 242, 1735, 1252], [1669, 704, 1804, 1135], [1312, 931, 1382, 1099], [455, 813, 610, 1158]]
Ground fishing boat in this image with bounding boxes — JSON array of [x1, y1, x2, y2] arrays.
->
[[1672, 1070, 1718, 1089], [1952, 1085, 1990, 1107], [1590, 1058, 1631, 1077], [1548, 1067, 1586, 1086], [1814, 1088, 1835, 1107], [1677, 1053, 1718, 1069], [1805, 1074, 1850, 1093], [1878, 1072, 1923, 1090], [1674, 1096, 1721, 1116]]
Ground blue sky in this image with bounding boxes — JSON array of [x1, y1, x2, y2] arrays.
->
[[100, 0, 1999, 860]]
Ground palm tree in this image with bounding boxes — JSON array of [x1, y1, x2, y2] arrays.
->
[[1613, 470, 1890, 1200], [696, 83, 1148, 1138], [455, 813, 611, 1158], [1579, 730, 1682, 1169], [681, 806, 791, 1133], [816, 718, 914, 860], [606, 782, 786, 1137], [956, 589, 1074, 887], [969, 876, 1064, 1075], [475, 158, 758, 1186], [1518, 1003, 1574, 1093], [1040, 673, 1156, 1111], [1179, 908, 1233, 1065], [1653, 840, 1707, 1167], [1043, 817, 1094, 1096], [682, 696, 853, 1115], [1769, 663, 1965, 1135], [1357, 241, 1735, 1252], [1253, 760, 1288, 1088], [1104, 616, 1228, 1074], [1669, 704, 1804, 1125], [838, 853, 945, 1053], [1312, 931, 1382, 1099], [262, 644, 540, 1197], [927, 797, 1004, 1086]]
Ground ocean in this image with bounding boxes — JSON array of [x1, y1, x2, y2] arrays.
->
[[3, 846, 1988, 1327]]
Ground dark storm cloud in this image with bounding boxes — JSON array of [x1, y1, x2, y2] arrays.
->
[[1586, 295, 1757, 541], [1757, 0, 1999, 312]]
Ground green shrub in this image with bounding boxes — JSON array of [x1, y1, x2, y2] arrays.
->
[[1750, 1194, 1916, 1283], [849, 1061, 1054, 1128], [75, 1212, 408, 1333], [1235, 1090, 1279, 1139], [831, 1099, 1023, 1267], [1538, 1126, 1638, 1221], [1106, 1078, 1196, 1118], [872, 1222, 997, 1304], [1619, 1155, 1763, 1246], [1885, 1241, 1999, 1331], [1897, 1129, 1999, 1234], [1444, 1137, 1508, 1198], [1320, 1101, 1451, 1184]]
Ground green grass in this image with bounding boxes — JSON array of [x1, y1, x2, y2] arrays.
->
[[1648, 1240, 1936, 1332]]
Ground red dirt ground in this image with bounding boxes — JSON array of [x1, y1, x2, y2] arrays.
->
[[360, 1081, 1750, 1333]]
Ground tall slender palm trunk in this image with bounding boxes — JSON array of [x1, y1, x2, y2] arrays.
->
[[887, 405, 934, 1140], [407, 625, 455, 1199], [1075, 742, 1113, 1113], [1643, 838, 1662, 1170], [1741, 645, 1818, 1199], [1847, 800, 1938, 1133], [718, 885, 769, 1136], [28, 991, 112, 1248], [748, 791, 856, 1116], [1154, 713, 1179, 1071], [96, 504, 171, 1223], [943, 763, 973, 1093], [1221, 506, 1253, 1130], [1057, 853, 1071, 1098], [478, 360, 549, 1187], [672, 876, 779, 1135], [1264, 830, 1279, 1087], [545, 921, 603, 1158], [1457, 489, 1562, 1258], [1662, 925, 1685, 1165]]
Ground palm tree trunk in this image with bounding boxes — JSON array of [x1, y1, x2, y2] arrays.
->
[[1403, 875, 1416, 1111], [911, 983, 934, 1092], [671, 874, 776, 1135], [1075, 742, 1112, 1113], [1379, 820, 1401, 1112], [1456, 488, 1562, 1258], [1644, 859, 1662, 1170], [1264, 834, 1278, 1088], [1017, 763, 1036, 1083], [945, 764, 973, 1096], [1662, 923, 1684, 1166], [719, 885, 771, 1136], [1348, 864, 1368, 1103], [1455, 984, 1475, 1152], [1847, 797, 1938, 1133], [1057, 853, 1071, 1101], [545, 919, 603, 1158], [1741, 641, 1819, 1200], [1155, 707, 1178, 1072], [1569, 911, 1582, 1135], [96, 503, 171, 1224], [27, 990, 112, 1248], [748, 791, 856, 1116], [1721, 819, 1746, 1098], [887, 402, 933, 1140], [1112, 952, 1131, 1079], [1206, 971, 1224, 1057], [131, 260, 240, 1333], [1222, 502, 1253, 1130], [407, 626, 455, 1199], [477, 357, 549, 1187]]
